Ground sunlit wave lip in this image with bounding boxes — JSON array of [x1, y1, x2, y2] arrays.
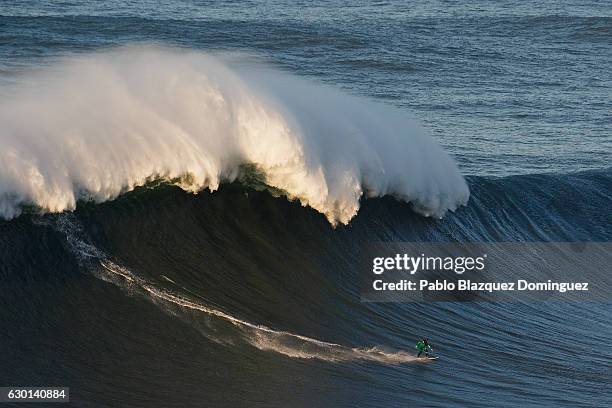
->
[[0, 45, 469, 224]]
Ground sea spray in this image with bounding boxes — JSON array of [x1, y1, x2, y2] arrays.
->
[[0, 46, 469, 223]]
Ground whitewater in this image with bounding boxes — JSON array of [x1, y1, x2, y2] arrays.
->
[[0, 46, 469, 224]]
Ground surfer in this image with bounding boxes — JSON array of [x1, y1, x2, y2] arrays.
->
[[415, 338, 432, 358]]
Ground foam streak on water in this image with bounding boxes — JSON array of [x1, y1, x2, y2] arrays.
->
[[54, 213, 416, 364]]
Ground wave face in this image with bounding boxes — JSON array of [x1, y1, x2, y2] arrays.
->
[[0, 46, 468, 223], [1, 169, 611, 407]]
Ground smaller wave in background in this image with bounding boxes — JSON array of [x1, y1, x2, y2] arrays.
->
[[51, 213, 417, 365], [0, 46, 469, 224]]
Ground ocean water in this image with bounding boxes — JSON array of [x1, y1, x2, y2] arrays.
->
[[0, 1, 611, 407]]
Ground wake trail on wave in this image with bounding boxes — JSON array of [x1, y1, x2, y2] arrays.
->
[[0, 45, 469, 224], [50, 213, 417, 365]]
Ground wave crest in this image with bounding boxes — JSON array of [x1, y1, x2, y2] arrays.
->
[[0, 46, 469, 223]]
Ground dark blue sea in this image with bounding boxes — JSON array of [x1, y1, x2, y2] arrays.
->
[[0, 1, 610, 407]]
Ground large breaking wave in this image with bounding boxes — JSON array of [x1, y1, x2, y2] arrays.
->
[[3, 168, 610, 368], [0, 46, 469, 224]]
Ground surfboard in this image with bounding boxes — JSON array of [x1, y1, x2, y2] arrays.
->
[[426, 356, 438, 360]]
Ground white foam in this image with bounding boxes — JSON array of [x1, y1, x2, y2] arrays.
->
[[0, 46, 469, 224]]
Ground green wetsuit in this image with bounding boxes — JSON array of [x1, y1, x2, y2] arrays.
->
[[416, 341, 431, 357]]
